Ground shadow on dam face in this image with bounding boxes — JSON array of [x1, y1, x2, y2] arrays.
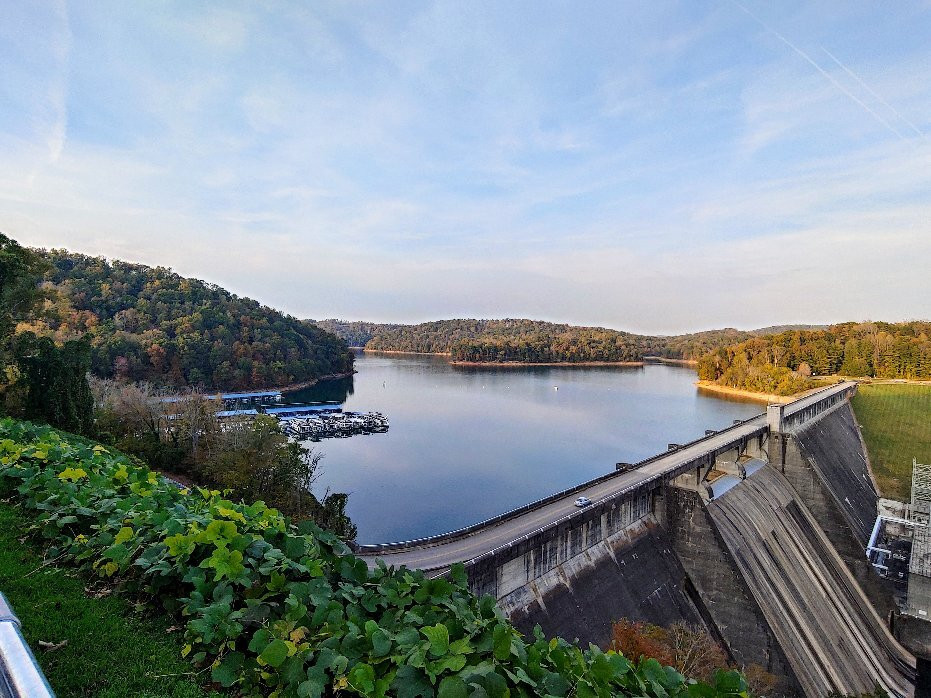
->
[[504, 518, 705, 648]]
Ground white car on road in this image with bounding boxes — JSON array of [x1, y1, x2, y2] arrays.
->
[[574, 496, 592, 508]]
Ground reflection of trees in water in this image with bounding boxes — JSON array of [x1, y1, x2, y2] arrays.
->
[[286, 374, 354, 404]]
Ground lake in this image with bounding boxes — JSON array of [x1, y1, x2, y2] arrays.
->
[[288, 352, 762, 543]]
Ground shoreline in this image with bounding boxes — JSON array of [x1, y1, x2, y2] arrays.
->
[[273, 371, 355, 394], [695, 380, 796, 404], [362, 349, 452, 356], [695, 380, 830, 404], [643, 356, 699, 367], [450, 360, 644, 368]]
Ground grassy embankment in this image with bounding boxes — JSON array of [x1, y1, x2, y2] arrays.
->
[[0, 502, 221, 698], [851, 383, 931, 502]]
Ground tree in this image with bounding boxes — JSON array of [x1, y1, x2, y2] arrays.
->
[[0, 234, 49, 407], [5, 332, 94, 435], [608, 619, 778, 689], [0, 233, 47, 342]]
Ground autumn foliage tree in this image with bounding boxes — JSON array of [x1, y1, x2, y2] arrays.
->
[[609, 619, 778, 692]]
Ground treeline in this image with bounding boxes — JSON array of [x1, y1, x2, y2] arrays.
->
[[451, 329, 643, 363], [27, 251, 353, 390], [315, 318, 816, 364], [698, 322, 931, 395]]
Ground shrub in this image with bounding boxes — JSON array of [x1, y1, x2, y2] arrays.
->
[[0, 418, 750, 697]]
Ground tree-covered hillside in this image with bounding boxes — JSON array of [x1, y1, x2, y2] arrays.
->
[[698, 321, 931, 394], [367, 319, 648, 361], [26, 251, 353, 390]]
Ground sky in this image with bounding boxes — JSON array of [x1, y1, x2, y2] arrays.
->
[[1, 1, 929, 335]]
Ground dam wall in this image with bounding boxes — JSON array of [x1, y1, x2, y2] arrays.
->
[[781, 402, 897, 616], [504, 516, 706, 647], [707, 466, 914, 697], [466, 488, 653, 600]]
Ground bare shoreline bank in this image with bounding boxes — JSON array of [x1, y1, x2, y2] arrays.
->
[[361, 349, 452, 356], [643, 356, 699, 367], [450, 360, 644, 368], [695, 380, 795, 404]]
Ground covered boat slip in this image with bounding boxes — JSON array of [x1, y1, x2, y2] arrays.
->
[[708, 466, 915, 697]]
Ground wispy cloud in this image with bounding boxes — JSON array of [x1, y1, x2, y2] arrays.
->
[[0, 1, 929, 332], [728, 0, 908, 139], [820, 46, 925, 138]]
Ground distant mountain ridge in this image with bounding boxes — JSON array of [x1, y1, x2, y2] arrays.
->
[[309, 318, 828, 363], [24, 251, 353, 390]]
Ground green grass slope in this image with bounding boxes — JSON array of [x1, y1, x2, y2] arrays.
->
[[852, 383, 931, 501], [0, 502, 221, 698]]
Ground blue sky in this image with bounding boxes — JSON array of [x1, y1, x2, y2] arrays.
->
[[1, 1, 929, 334]]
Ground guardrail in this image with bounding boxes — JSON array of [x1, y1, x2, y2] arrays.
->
[[0, 593, 54, 698], [355, 410, 768, 554]]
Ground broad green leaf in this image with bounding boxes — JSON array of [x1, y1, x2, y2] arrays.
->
[[211, 652, 244, 687], [492, 624, 511, 661], [422, 623, 450, 657], [259, 639, 289, 668], [438, 675, 468, 698], [348, 662, 375, 694]]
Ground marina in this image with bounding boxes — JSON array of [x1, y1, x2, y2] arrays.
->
[[280, 411, 389, 441], [161, 389, 389, 442]]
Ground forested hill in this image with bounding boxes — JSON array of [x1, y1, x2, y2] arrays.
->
[[698, 321, 931, 394], [26, 252, 353, 390], [312, 318, 810, 363], [311, 319, 403, 348]]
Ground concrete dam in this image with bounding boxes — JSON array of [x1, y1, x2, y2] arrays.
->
[[357, 382, 916, 696]]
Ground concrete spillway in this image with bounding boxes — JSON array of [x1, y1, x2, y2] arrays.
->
[[708, 466, 914, 697], [793, 402, 878, 545]]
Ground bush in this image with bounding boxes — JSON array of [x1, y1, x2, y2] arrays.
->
[[0, 418, 750, 697]]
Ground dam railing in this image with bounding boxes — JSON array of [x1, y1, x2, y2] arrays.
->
[[0, 593, 54, 698]]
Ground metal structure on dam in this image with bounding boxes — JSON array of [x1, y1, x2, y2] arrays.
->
[[356, 381, 918, 697]]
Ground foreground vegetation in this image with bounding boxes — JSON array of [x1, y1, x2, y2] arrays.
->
[[852, 383, 931, 501], [27, 249, 353, 390], [0, 501, 220, 698], [0, 418, 749, 697]]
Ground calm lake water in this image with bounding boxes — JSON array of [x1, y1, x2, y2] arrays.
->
[[289, 352, 762, 543]]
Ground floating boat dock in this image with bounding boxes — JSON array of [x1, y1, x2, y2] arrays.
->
[[280, 411, 389, 441]]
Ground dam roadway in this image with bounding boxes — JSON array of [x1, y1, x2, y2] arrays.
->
[[356, 381, 856, 572]]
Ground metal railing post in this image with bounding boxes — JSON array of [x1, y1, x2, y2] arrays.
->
[[0, 593, 55, 698]]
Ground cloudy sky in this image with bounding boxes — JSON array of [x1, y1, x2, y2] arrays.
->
[[1, 1, 929, 334]]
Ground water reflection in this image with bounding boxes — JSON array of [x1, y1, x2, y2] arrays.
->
[[292, 352, 762, 543], [288, 373, 354, 403]]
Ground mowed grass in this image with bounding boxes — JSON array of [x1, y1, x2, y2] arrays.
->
[[852, 383, 931, 502], [0, 502, 222, 698]]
